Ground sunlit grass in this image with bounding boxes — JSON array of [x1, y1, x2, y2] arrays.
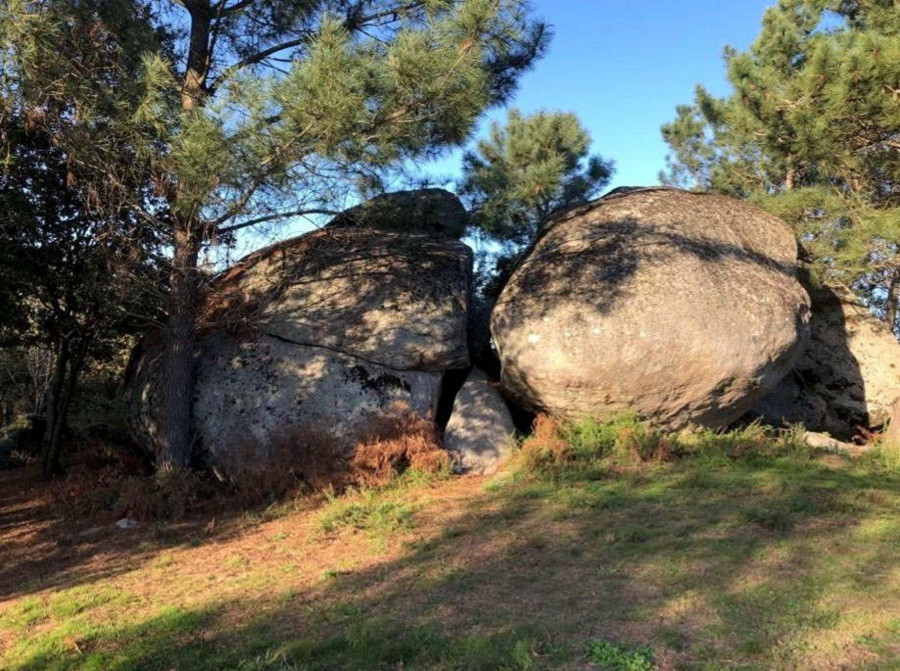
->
[[2, 420, 899, 670]]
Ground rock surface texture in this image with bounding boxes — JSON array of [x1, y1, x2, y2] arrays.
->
[[327, 188, 468, 240], [444, 368, 515, 475], [127, 195, 473, 467], [491, 187, 811, 429], [752, 283, 900, 438]]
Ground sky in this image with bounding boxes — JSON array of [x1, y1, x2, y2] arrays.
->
[[421, 0, 776, 190], [238, 0, 778, 257]]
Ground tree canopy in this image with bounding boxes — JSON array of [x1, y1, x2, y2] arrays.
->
[[461, 107, 613, 250], [661, 0, 900, 327], [0, 0, 549, 470], [0, 117, 163, 472]]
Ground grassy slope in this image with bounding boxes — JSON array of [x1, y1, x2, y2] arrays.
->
[[1, 441, 899, 670]]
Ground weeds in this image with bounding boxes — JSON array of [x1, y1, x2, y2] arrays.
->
[[317, 488, 417, 537], [234, 649, 298, 670], [49, 465, 203, 521], [516, 415, 825, 479], [586, 639, 655, 671], [350, 403, 451, 486], [217, 426, 347, 507]]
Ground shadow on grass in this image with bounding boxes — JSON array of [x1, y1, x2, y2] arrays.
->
[[4, 457, 900, 670], [0, 467, 263, 603]]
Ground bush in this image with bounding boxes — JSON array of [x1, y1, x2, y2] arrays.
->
[[681, 421, 816, 462], [217, 426, 348, 507], [49, 465, 203, 521], [516, 414, 823, 477], [517, 414, 571, 470], [519, 413, 675, 473], [350, 403, 451, 486]]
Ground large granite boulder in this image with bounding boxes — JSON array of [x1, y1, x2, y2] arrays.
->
[[752, 282, 900, 438], [444, 368, 515, 475], [209, 227, 471, 371], [127, 223, 472, 467], [491, 187, 811, 429], [327, 188, 468, 240]]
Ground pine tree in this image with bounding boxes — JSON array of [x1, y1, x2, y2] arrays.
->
[[462, 108, 613, 247], [661, 0, 900, 329], [460, 108, 612, 295], [1, 0, 549, 471]]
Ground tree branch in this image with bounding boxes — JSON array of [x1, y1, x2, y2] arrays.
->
[[208, 0, 428, 93], [209, 36, 310, 94], [218, 208, 338, 235]]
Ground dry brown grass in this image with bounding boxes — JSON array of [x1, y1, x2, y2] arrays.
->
[[46, 404, 452, 522], [217, 426, 348, 506], [516, 414, 571, 470], [614, 426, 676, 465], [48, 465, 203, 522], [350, 403, 451, 486]]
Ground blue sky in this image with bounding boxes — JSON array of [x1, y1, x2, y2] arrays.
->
[[237, 1, 776, 257], [422, 0, 776, 190]]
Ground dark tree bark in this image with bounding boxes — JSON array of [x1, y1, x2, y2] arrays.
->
[[153, 3, 212, 472], [42, 342, 87, 475], [155, 227, 202, 472], [41, 338, 70, 467]]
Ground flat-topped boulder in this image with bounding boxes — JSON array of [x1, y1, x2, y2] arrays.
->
[[127, 225, 473, 469], [327, 188, 468, 240]]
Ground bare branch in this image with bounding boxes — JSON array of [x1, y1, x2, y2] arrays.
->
[[218, 208, 338, 235]]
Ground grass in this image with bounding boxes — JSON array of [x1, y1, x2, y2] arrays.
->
[[586, 639, 655, 671], [1, 418, 899, 670], [317, 488, 418, 539]]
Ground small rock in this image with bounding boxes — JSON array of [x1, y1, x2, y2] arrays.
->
[[444, 368, 516, 475], [115, 518, 140, 530], [803, 431, 858, 452]]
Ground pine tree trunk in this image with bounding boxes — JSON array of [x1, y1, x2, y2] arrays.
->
[[152, 4, 211, 472], [785, 159, 795, 192], [41, 338, 69, 473], [155, 227, 201, 472]]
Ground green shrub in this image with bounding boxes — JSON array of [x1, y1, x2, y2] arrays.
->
[[679, 421, 816, 463], [516, 414, 822, 478], [586, 638, 655, 670], [317, 488, 416, 536], [863, 440, 900, 472]]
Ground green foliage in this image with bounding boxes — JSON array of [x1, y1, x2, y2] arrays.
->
[[317, 488, 417, 536], [0, 0, 549, 468], [0, 110, 163, 469], [1, 0, 549, 233], [562, 413, 666, 462], [661, 0, 900, 325], [518, 414, 822, 479], [460, 107, 612, 296], [461, 108, 613, 248], [586, 639, 655, 671]]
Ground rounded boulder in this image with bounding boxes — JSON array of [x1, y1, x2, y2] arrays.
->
[[491, 187, 811, 429]]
